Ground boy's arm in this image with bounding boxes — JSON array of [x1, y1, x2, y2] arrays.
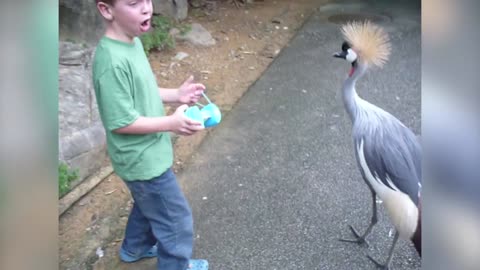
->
[[114, 105, 204, 136], [158, 76, 205, 104], [114, 115, 174, 134], [96, 68, 202, 135], [158, 87, 181, 104]]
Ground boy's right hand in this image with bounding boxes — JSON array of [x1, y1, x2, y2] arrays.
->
[[169, 105, 204, 136]]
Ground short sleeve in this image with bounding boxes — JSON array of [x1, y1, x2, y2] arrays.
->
[[95, 67, 140, 131]]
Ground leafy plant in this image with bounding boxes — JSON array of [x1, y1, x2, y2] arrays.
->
[[140, 15, 176, 55], [59, 162, 78, 198], [140, 15, 193, 55]]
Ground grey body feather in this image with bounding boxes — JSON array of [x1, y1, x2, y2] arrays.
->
[[343, 63, 421, 205], [352, 103, 421, 205]]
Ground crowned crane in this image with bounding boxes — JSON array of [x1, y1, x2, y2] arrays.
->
[[333, 21, 422, 269]]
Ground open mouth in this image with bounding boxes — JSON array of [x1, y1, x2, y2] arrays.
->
[[140, 19, 151, 32]]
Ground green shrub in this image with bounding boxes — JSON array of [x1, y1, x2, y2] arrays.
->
[[140, 15, 193, 55], [140, 16, 176, 55], [59, 163, 78, 198]]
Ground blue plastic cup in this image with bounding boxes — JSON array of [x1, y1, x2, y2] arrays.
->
[[183, 91, 221, 128], [184, 106, 204, 127], [202, 103, 222, 127]]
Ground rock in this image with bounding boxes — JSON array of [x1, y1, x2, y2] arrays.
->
[[59, 65, 91, 134], [153, 0, 189, 21], [59, 43, 97, 137], [78, 196, 91, 206], [176, 23, 216, 47], [59, 123, 106, 161], [59, 41, 107, 185], [59, 0, 104, 44], [96, 247, 104, 258], [63, 143, 107, 189], [272, 18, 282, 24], [173, 52, 189, 61], [60, 42, 90, 65], [259, 44, 281, 58]]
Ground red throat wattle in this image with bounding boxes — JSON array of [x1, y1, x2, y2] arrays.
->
[[349, 67, 355, 77]]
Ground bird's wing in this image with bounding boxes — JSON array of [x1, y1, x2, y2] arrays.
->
[[354, 123, 421, 204]]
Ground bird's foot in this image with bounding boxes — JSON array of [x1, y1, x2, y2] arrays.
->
[[338, 225, 370, 247], [367, 255, 391, 270]]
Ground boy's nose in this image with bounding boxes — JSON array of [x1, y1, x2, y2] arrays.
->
[[141, 0, 153, 14]]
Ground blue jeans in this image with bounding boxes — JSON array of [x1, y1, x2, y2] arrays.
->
[[122, 168, 193, 270]]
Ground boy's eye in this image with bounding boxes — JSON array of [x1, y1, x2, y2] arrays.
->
[[129, 1, 138, 5]]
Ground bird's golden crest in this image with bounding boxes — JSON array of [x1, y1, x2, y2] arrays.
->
[[341, 21, 391, 67]]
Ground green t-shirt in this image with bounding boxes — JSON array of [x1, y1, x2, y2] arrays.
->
[[92, 36, 173, 181]]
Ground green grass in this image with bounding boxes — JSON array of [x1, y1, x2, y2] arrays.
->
[[59, 162, 78, 198]]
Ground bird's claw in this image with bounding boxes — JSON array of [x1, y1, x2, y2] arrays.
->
[[367, 255, 390, 270], [338, 225, 370, 247]]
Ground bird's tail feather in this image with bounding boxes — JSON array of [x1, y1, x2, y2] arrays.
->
[[411, 200, 422, 256]]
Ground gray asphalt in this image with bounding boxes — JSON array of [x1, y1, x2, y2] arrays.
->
[[179, 1, 421, 270]]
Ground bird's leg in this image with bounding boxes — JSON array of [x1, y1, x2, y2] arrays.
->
[[339, 188, 378, 247], [367, 230, 399, 270]]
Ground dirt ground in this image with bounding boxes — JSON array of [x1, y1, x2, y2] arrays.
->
[[59, 1, 328, 269]]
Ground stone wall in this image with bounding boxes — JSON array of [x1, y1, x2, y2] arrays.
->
[[59, 41, 107, 187], [153, 0, 189, 21], [59, 0, 104, 45]]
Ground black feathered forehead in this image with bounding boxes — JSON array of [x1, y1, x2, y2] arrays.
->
[[341, 41, 351, 51]]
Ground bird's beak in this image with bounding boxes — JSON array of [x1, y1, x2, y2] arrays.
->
[[333, 51, 347, 59]]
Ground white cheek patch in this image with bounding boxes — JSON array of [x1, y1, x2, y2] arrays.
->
[[346, 48, 357, 63]]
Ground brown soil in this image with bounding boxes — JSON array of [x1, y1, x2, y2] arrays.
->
[[59, 1, 327, 269]]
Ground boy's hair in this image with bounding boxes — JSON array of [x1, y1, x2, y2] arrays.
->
[[96, 0, 116, 5]]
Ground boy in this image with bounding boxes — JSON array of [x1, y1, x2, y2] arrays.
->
[[92, 0, 208, 269]]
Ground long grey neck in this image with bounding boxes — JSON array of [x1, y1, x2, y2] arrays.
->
[[342, 62, 368, 123]]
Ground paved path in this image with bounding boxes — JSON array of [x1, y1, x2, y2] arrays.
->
[[112, 1, 421, 269]]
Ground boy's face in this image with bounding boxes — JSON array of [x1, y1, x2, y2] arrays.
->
[[98, 0, 153, 41]]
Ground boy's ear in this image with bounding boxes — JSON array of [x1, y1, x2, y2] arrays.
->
[[97, 2, 114, 21]]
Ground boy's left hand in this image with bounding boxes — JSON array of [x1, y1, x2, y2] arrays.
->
[[178, 75, 205, 104]]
